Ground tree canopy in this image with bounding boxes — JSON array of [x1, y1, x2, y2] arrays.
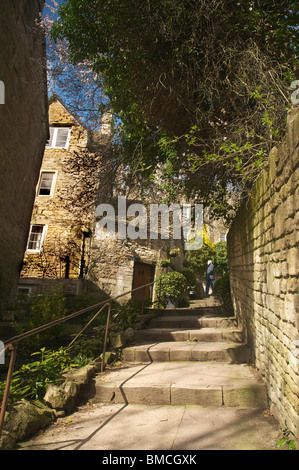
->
[[52, 0, 299, 219]]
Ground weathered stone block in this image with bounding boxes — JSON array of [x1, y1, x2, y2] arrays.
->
[[43, 381, 79, 413]]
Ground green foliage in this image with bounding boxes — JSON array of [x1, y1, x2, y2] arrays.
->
[[13, 289, 105, 356], [181, 267, 197, 290], [276, 426, 296, 450], [185, 237, 228, 281], [52, 0, 298, 219], [214, 241, 229, 276], [184, 228, 215, 277], [14, 288, 68, 351], [0, 347, 90, 403], [0, 292, 149, 405], [185, 244, 215, 278], [156, 271, 189, 307], [110, 299, 148, 330]]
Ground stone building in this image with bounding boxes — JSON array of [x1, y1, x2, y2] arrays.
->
[[19, 96, 228, 304], [0, 0, 49, 309], [19, 96, 103, 296], [19, 96, 178, 302]]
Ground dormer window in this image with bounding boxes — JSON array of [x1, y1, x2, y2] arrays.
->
[[46, 127, 71, 149]]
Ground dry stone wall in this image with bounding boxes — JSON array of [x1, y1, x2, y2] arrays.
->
[[228, 108, 299, 439]]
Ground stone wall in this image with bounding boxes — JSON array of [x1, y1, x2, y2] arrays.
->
[[0, 0, 48, 306], [227, 108, 299, 439], [88, 232, 178, 303]]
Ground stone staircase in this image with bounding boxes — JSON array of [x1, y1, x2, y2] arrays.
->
[[93, 299, 269, 409], [17, 298, 282, 451]]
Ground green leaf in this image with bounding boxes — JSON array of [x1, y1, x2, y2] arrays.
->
[[276, 438, 287, 447]]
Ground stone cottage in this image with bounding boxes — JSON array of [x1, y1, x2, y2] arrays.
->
[[19, 96, 178, 303]]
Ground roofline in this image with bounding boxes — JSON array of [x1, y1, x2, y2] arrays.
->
[[48, 94, 88, 130]]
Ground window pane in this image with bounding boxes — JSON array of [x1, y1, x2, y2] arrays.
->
[[55, 128, 70, 148], [28, 225, 44, 250], [39, 172, 55, 196], [46, 127, 71, 148]]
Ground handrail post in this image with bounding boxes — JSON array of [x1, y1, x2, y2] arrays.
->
[[101, 303, 112, 373], [0, 342, 18, 438]]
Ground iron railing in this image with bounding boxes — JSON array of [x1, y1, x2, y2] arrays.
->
[[0, 279, 161, 438]]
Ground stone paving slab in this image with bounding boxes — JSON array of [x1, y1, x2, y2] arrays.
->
[[134, 327, 244, 343], [93, 362, 267, 408], [149, 316, 238, 328], [17, 403, 283, 451], [122, 341, 250, 363]]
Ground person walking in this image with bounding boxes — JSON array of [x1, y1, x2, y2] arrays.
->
[[205, 260, 215, 295]]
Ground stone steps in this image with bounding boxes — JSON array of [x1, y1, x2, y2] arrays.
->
[[93, 362, 268, 408], [91, 300, 267, 409], [122, 341, 250, 363], [146, 315, 238, 329], [148, 306, 226, 317], [132, 326, 244, 343]]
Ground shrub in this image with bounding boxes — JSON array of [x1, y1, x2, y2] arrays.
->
[[0, 347, 91, 404], [214, 241, 229, 275], [156, 271, 189, 307], [110, 299, 146, 330]]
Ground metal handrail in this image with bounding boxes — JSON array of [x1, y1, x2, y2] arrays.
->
[[0, 278, 161, 438]]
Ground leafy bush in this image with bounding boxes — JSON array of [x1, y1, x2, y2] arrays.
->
[[110, 299, 151, 331], [156, 271, 189, 307], [184, 226, 215, 277], [0, 293, 149, 405], [0, 347, 91, 404], [14, 288, 68, 352], [214, 241, 229, 275], [14, 289, 105, 356]]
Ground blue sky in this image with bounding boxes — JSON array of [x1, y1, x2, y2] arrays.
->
[[43, 0, 107, 129]]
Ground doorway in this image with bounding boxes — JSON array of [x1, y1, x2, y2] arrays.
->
[[132, 261, 155, 300]]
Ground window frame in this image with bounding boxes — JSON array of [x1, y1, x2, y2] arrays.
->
[[46, 127, 71, 149], [37, 171, 57, 197], [26, 224, 47, 253], [18, 286, 33, 296]]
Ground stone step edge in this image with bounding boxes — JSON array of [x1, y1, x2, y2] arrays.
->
[[149, 318, 238, 328], [93, 379, 267, 408], [122, 342, 250, 364], [149, 309, 228, 317], [133, 327, 244, 342]]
